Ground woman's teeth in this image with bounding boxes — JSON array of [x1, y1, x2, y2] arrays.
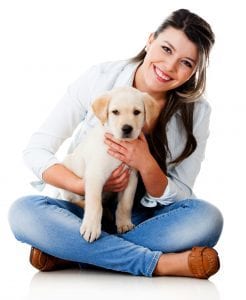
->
[[155, 67, 171, 81]]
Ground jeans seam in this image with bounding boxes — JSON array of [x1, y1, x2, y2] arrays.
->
[[146, 251, 162, 277]]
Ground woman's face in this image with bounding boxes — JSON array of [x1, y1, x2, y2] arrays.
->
[[135, 27, 198, 100]]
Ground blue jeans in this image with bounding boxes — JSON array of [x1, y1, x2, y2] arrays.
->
[[8, 195, 223, 277]]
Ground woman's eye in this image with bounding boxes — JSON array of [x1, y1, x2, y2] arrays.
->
[[133, 110, 141, 116], [182, 60, 193, 68], [162, 46, 172, 54], [112, 110, 120, 115]]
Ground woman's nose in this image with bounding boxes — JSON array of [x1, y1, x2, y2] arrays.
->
[[163, 58, 177, 72]]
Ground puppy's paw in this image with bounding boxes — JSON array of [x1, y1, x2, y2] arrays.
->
[[80, 220, 101, 243], [117, 221, 135, 234]]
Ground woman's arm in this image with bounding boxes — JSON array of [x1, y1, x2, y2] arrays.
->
[[42, 162, 131, 195], [104, 99, 211, 202], [42, 164, 85, 195], [23, 65, 97, 181], [104, 132, 168, 197], [138, 154, 168, 197]]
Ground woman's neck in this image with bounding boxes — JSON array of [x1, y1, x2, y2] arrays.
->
[[133, 64, 167, 104]]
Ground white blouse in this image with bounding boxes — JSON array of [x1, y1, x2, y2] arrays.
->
[[23, 59, 211, 207]]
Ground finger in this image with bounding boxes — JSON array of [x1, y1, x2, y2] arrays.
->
[[110, 163, 126, 177], [113, 168, 130, 183], [104, 175, 129, 192], [105, 140, 127, 155], [104, 133, 113, 139], [106, 164, 126, 184], [107, 149, 128, 163], [105, 134, 128, 149], [110, 176, 130, 192], [107, 168, 129, 186], [104, 133, 118, 144], [105, 139, 126, 156], [113, 185, 128, 192], [106, 174, 130, 193]]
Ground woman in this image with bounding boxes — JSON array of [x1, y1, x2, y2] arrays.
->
[[8, 9, 223, 278]]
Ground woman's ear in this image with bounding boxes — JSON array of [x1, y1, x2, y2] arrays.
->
[[146, 33, 155, 51], [92, 94, 111, 125], [143, 93, 160, 133]]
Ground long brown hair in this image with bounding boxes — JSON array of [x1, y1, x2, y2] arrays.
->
[[132, 9, 215, 173]]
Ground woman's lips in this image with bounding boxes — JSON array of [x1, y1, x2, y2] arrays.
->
[[154, 65, 172, 82]]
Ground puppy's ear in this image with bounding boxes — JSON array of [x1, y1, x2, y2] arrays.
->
[[143, 93, 160, 133], [92, 94, 111, 125]]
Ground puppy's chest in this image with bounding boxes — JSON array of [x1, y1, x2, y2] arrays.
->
[[84, 145, 120, 171], [83, 127, 121, 169]]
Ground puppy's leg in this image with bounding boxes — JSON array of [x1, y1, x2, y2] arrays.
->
[[80, 171, 104, 242], [116, 170, 138, 233]]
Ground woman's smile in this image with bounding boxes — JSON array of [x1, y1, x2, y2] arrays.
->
[[134, 27, 198, 100], [153, 65, 173, 83]]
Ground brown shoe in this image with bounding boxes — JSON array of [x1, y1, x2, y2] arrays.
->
[[29, 247, 79, 271], [188, 247, 220, 279]]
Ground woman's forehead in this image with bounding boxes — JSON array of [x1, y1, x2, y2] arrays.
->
[[156, 27, 198, 61]]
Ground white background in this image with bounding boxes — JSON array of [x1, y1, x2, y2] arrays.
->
[[0, 0, 245, 299]]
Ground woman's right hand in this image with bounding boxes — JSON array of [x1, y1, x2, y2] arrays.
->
[[103, 163, 131, 192]]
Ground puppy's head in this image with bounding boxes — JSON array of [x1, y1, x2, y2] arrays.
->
[[92, 87, 159, 140]]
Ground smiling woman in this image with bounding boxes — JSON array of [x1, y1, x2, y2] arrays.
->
[[134, 27, 198, 98], [8, 8, 223, 279], [132, 8, 215, 172]]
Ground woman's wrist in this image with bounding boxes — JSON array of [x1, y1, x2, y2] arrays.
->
[[42, 163, 85, 196], [139, 154, 168, 197], [138, 153, 156, 175], [72, 177, 85, 196]]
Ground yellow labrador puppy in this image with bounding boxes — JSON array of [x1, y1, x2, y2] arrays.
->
[[61, 87, 158, 242]]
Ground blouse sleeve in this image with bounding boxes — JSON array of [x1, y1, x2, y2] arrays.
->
[[23, 66, 97, 180], [141, 100, 211, 207]]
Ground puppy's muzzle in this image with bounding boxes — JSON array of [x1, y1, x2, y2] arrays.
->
[[121, 124, 133, 138]]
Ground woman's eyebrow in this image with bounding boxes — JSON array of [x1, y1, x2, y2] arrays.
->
[[163, 40, 176, 51], [163, 40, 197, 63]]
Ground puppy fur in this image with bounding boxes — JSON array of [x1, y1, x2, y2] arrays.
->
[[60, 87, 159, 242]]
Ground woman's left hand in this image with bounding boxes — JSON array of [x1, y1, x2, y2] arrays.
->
[[104, 132, 152, 171]]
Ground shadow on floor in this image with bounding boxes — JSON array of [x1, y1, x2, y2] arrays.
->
[[27, 268, 220, 300]]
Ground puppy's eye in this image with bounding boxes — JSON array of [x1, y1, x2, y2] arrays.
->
[[112, 110, 120, 115], [133, 110, 141, 116]]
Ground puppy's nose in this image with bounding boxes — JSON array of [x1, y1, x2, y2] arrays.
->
[[122, 124, 133, 135]]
